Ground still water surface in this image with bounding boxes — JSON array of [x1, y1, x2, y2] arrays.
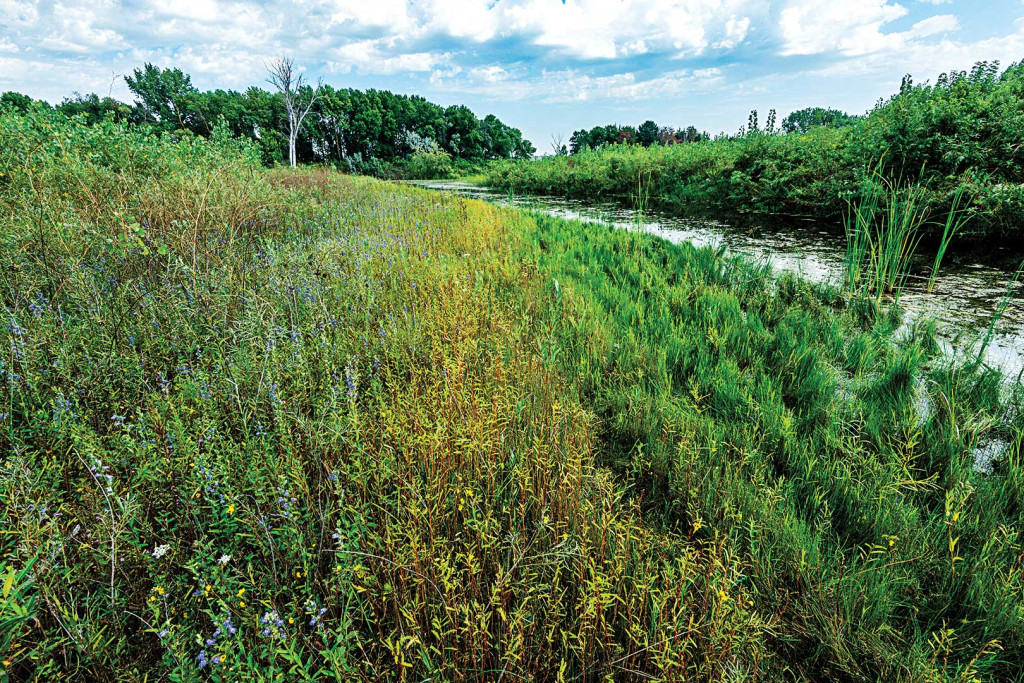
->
[[413, 181, 1024, 377]]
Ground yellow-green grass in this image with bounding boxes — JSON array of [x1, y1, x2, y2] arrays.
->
[[1, 108, 1023, 681]]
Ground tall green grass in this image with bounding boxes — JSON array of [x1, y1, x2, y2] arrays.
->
[[2, 107, 1023, 681], [843, 173, 929, 302], [927, 184, 972, 293]]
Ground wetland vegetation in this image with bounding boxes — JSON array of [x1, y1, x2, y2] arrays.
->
[[488, 61, 1024, 245], [3, 87, 1024, 681]]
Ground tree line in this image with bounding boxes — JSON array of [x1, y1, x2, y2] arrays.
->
[[0, 63, 535, 169], [563, 107, 862, 155]]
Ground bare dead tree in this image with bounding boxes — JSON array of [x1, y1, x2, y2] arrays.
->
[[266, 56, 322, 167], [550, 132, 565, 156]]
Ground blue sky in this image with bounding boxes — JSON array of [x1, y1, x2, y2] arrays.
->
[[2, 0, 1023, 150]]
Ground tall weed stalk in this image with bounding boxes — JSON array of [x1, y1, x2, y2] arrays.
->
[[844, 171, 928, 302]]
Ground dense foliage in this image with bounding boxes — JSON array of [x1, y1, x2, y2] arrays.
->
[[1, 62, 534, 175], [781, 107, 861, 134], [567, 120, 710, 154], [490, 61, 1024, 241], [2, 99, 1024, 681]]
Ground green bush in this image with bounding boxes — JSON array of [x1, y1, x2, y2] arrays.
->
[[488, 61, 1024, 243]]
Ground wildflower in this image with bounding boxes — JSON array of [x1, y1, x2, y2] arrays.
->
[[308, 605, 327, 627], [226, 503, 235, 515], [218, 554, 231, 566], [343, 363, 358, 399], [259, 610, 286, 639], [196, 649, 208, 669], [152, 544, 170, 559], [157, 629, 168, 638]]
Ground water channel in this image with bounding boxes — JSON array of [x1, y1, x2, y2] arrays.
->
[[413, 180, 1024, 379]]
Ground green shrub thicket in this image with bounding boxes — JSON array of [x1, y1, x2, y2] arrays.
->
[[488, 61, 1024, 242]]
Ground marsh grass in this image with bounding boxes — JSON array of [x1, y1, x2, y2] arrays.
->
[[927, 184, 973, 294], [843, 173, 929, 302], [2, 107, 1023, 681]]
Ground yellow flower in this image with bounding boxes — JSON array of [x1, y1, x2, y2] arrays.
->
[[227, 503, 235, 515], [236, 588, 245, 597]]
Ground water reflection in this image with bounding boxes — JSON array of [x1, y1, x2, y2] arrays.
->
[[411, 181, 1024, 376]]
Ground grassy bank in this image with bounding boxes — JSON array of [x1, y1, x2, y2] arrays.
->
[[487, 61, 1024, 244], [2, 108, 1024, 681]]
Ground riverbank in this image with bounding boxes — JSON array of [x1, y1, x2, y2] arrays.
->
[[486, 63, 1024, 246], [3, 110, 1024, 680], [412, 180, 1024, 377], [485, 139, 1024, 249]]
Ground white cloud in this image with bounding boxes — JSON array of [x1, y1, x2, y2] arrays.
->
[[715, 15, 751, 49], [324, 0, 413, 31], [0, 0, 1020, 118], [434, 63, 725, 103], [327, 38, 449, 74], [809, 23, 1024, 81], [779, 0, 908, 56], [907, 14, 959, 38]]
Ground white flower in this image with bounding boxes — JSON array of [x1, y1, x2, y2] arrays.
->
[[218, 554, 232, 566], [152, 544, 170, 559]]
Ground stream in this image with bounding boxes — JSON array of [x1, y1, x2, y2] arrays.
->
[[412, 180, 1024, 379]]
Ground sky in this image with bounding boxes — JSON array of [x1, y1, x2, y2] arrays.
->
[[2, 0, 1023, 150]]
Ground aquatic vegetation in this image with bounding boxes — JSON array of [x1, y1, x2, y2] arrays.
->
[[1, 106, 1023, 681], [927, 183, 973, 293], [843, 172, 928, 302]]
